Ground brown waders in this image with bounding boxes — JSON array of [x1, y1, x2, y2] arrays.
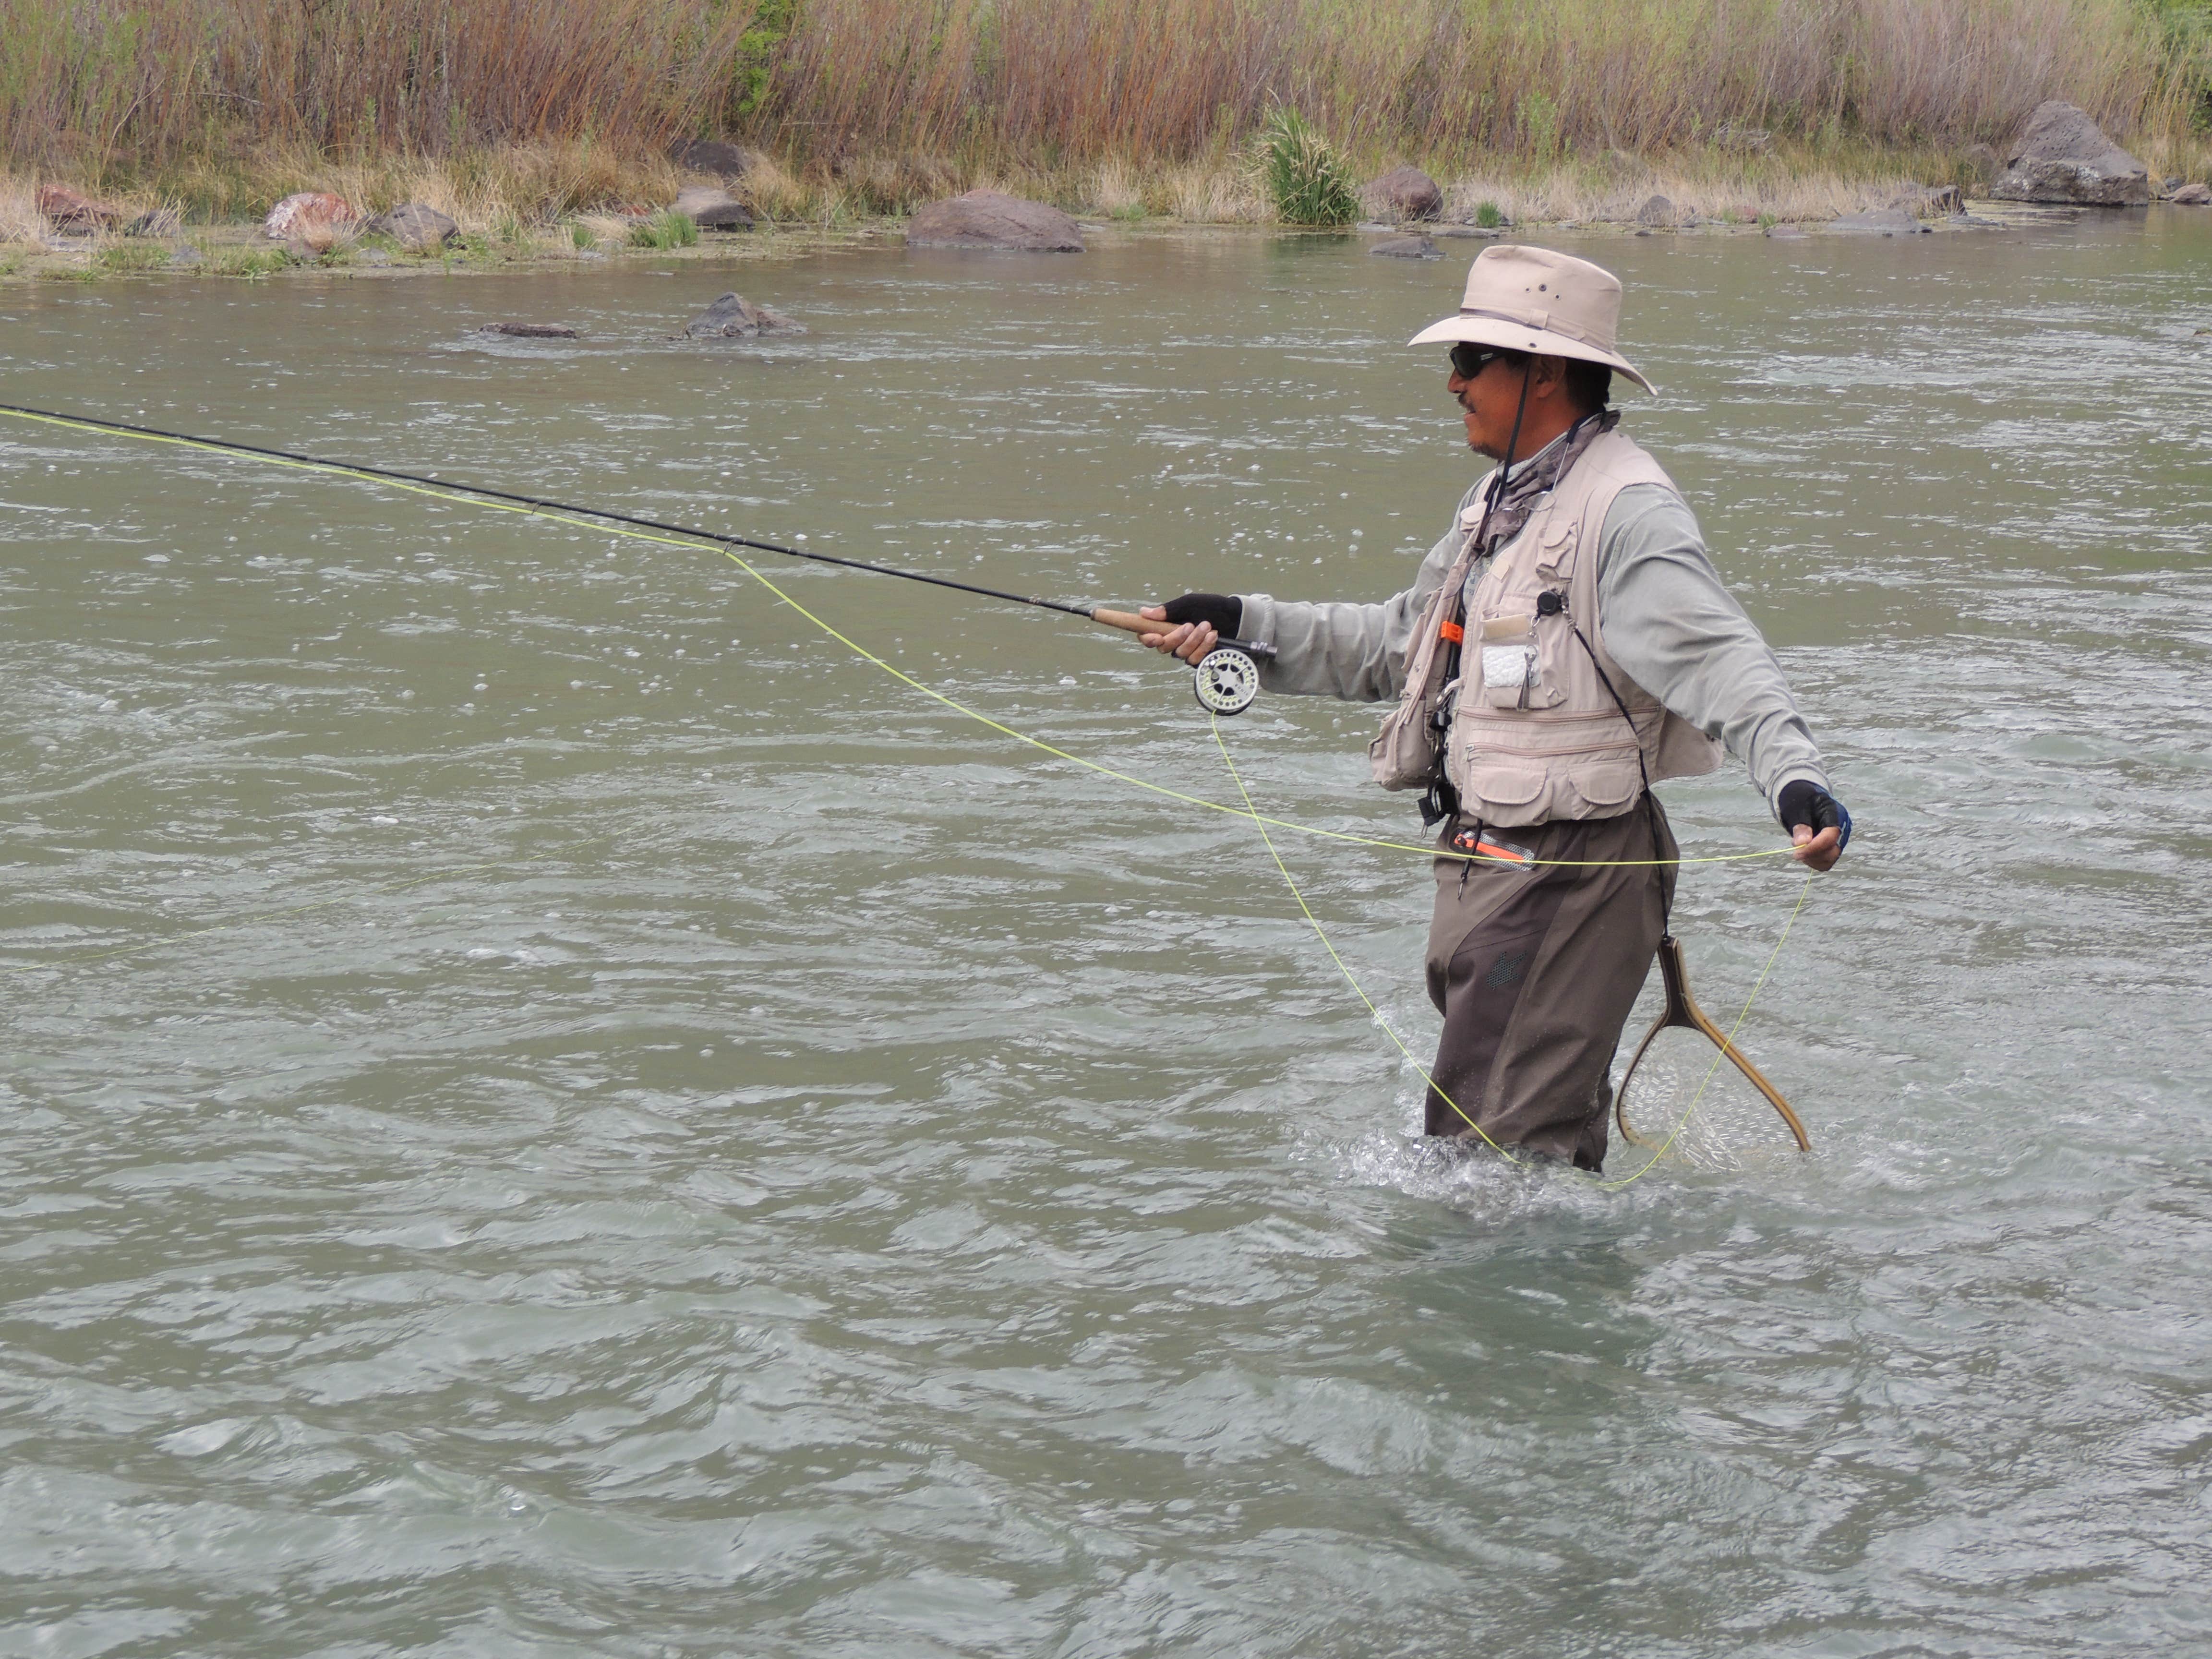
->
[[1423, 797, 1678, 1170]]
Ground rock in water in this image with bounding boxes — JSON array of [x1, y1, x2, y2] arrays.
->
[[1368, 233, 1440, 258], [1989, 101, 2150, 205], [476, 322, 580, 338], [364, 203, 458, 252], [670, 140, 762, 180], [673, 186, 755, 230], [2170, 182, 2212, 205], [1359, 165, 1443, 222], [265, 192, 360, 240], [684, 292, 804, 338], [1832, 205, 1930, 235], [905, 190, 1084, 252], [37, 185, 124, 234]]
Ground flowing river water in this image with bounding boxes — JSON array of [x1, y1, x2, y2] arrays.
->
[[3, 213, 2209, 1656]]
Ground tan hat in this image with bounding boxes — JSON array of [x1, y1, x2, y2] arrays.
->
[[1409, 244, 1654, 394]]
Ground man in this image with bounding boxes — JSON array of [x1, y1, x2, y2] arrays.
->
[[1138, 245, 1847, 1171]]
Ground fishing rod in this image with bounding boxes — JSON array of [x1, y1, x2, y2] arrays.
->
[[0, 401, 1275, 716]]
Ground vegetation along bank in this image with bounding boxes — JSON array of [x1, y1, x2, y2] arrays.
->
[[4, 0, 2210, 279]]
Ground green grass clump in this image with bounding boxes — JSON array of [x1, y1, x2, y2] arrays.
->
[[1255, 106, 1357, 227], [1473, 199, 1503, 228], [211, 246, 291, 278], [569, 221, 595, 248], [628, 210, 699, 248], [96, 243, 170, 272]]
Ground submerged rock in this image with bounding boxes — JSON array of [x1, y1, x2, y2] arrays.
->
[[364, 203, 458, 252], [1989, 101, 2150, 206], [1831, 206, 1929, 235], [684, 292, 804, 338], [476, 321, 580, 338], [673, 185, 755, 230], [905, 190, 1084, 252], [1368, 233, 1440, 258], [1360, 165, 1443, 222]]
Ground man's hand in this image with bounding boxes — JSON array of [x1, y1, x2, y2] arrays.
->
[[1778, 781, 1851, 873], [1138, 592, 1241, 666]]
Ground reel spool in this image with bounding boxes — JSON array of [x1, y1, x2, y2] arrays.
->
[[1193, 645, 1261, 716]]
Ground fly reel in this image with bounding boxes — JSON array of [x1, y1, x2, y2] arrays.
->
[[1193, 645, 1262, 716]]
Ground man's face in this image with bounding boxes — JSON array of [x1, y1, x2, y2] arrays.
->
[[1446, 350, 1531, 460]]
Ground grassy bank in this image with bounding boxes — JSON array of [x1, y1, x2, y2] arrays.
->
[[3, 0, 2208, 260]]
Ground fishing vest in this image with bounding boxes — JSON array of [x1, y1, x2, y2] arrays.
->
[[1369, 429, 1723, 827]]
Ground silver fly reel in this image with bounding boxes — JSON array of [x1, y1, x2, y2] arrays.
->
[[1193, 645, 1261, 716]]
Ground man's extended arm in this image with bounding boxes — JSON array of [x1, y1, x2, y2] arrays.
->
[[1596, 483, 1831, 818], [1231, 488, 1479, 702]]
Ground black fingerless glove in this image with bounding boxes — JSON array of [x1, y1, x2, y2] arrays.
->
[[1778, 780, 1852, 850], [1160, 592, 1243, 637]]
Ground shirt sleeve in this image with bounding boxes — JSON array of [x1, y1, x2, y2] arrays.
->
[[1235, 484, 1480, 704], [1596, 482, 1830, 817]]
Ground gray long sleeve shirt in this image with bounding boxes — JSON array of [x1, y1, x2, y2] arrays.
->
[[1238, 453, 1830, 818]]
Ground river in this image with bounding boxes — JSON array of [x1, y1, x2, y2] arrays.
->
[[3, 213, 2208, 1655]]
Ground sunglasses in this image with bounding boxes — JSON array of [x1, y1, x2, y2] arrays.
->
[[1448, 344, 1525, 380]]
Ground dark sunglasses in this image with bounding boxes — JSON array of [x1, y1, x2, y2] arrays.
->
[[1449, 343, 1525, 380]]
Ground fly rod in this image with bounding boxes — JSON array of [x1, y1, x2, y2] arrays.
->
[[0, 400, 1274, 714]]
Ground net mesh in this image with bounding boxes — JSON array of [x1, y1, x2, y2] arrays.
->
[[1613, 1026, 1804, 1172]]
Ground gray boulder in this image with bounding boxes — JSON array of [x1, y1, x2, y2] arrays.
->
[[124, 206, 181, 238], [1368, 233, 1440, 258], [1891, 184, 1963, 216], [670, 140, 762, 180], [1989, 101, 2150, 205], [1832, 206, 1929, 235], [684, 292, 804, 338], [1360, 165, 1443, 222], [906, 190, 1084, 252], [2171, 181, 2211, 205], [364, 203, 458, 252], [1635, 193, 1676, 228], [673, 186, 754, 230]]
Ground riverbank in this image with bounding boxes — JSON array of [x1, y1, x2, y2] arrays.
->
[[6, 135, 2207, 286]]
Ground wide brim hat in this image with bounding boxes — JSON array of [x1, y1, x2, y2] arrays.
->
[[1409, 243, 1655, 395]]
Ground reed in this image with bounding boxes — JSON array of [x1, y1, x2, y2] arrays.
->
[[0, 0, 2203, 222]]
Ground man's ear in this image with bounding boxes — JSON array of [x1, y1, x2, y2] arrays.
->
[[1533, 354, 1572, 397]]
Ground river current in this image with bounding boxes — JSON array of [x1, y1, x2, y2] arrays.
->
[[3, 214, 2209, 1656]]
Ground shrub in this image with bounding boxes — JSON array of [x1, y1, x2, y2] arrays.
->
[[1254, 106, 1357, 227], [628, 209, 699, 248], [1473, 199, 1503, 228]]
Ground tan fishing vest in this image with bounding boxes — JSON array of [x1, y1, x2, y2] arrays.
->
[[1369, 429, 1722, 827]]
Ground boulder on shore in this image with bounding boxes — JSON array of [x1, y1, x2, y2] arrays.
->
[[1360, 165, 1443, 222], [1832, 205, 1930, 235], [670, 139, 762, 180], [905, 190, 1084, 252], [1989, 101, 2150, 205], [1634, 193, 1677, 228], [684, 292, 804, 338], [1368, 233, 1439, 258], [37, 185, 124, 233], [673, 185, 755, 230], [265, 192, 360, 240], [2170, 181, 2211, 205], [364, 203, 458, 252]]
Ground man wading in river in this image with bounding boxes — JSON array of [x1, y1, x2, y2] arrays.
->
[[1138, 245, 1849, 1170]]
